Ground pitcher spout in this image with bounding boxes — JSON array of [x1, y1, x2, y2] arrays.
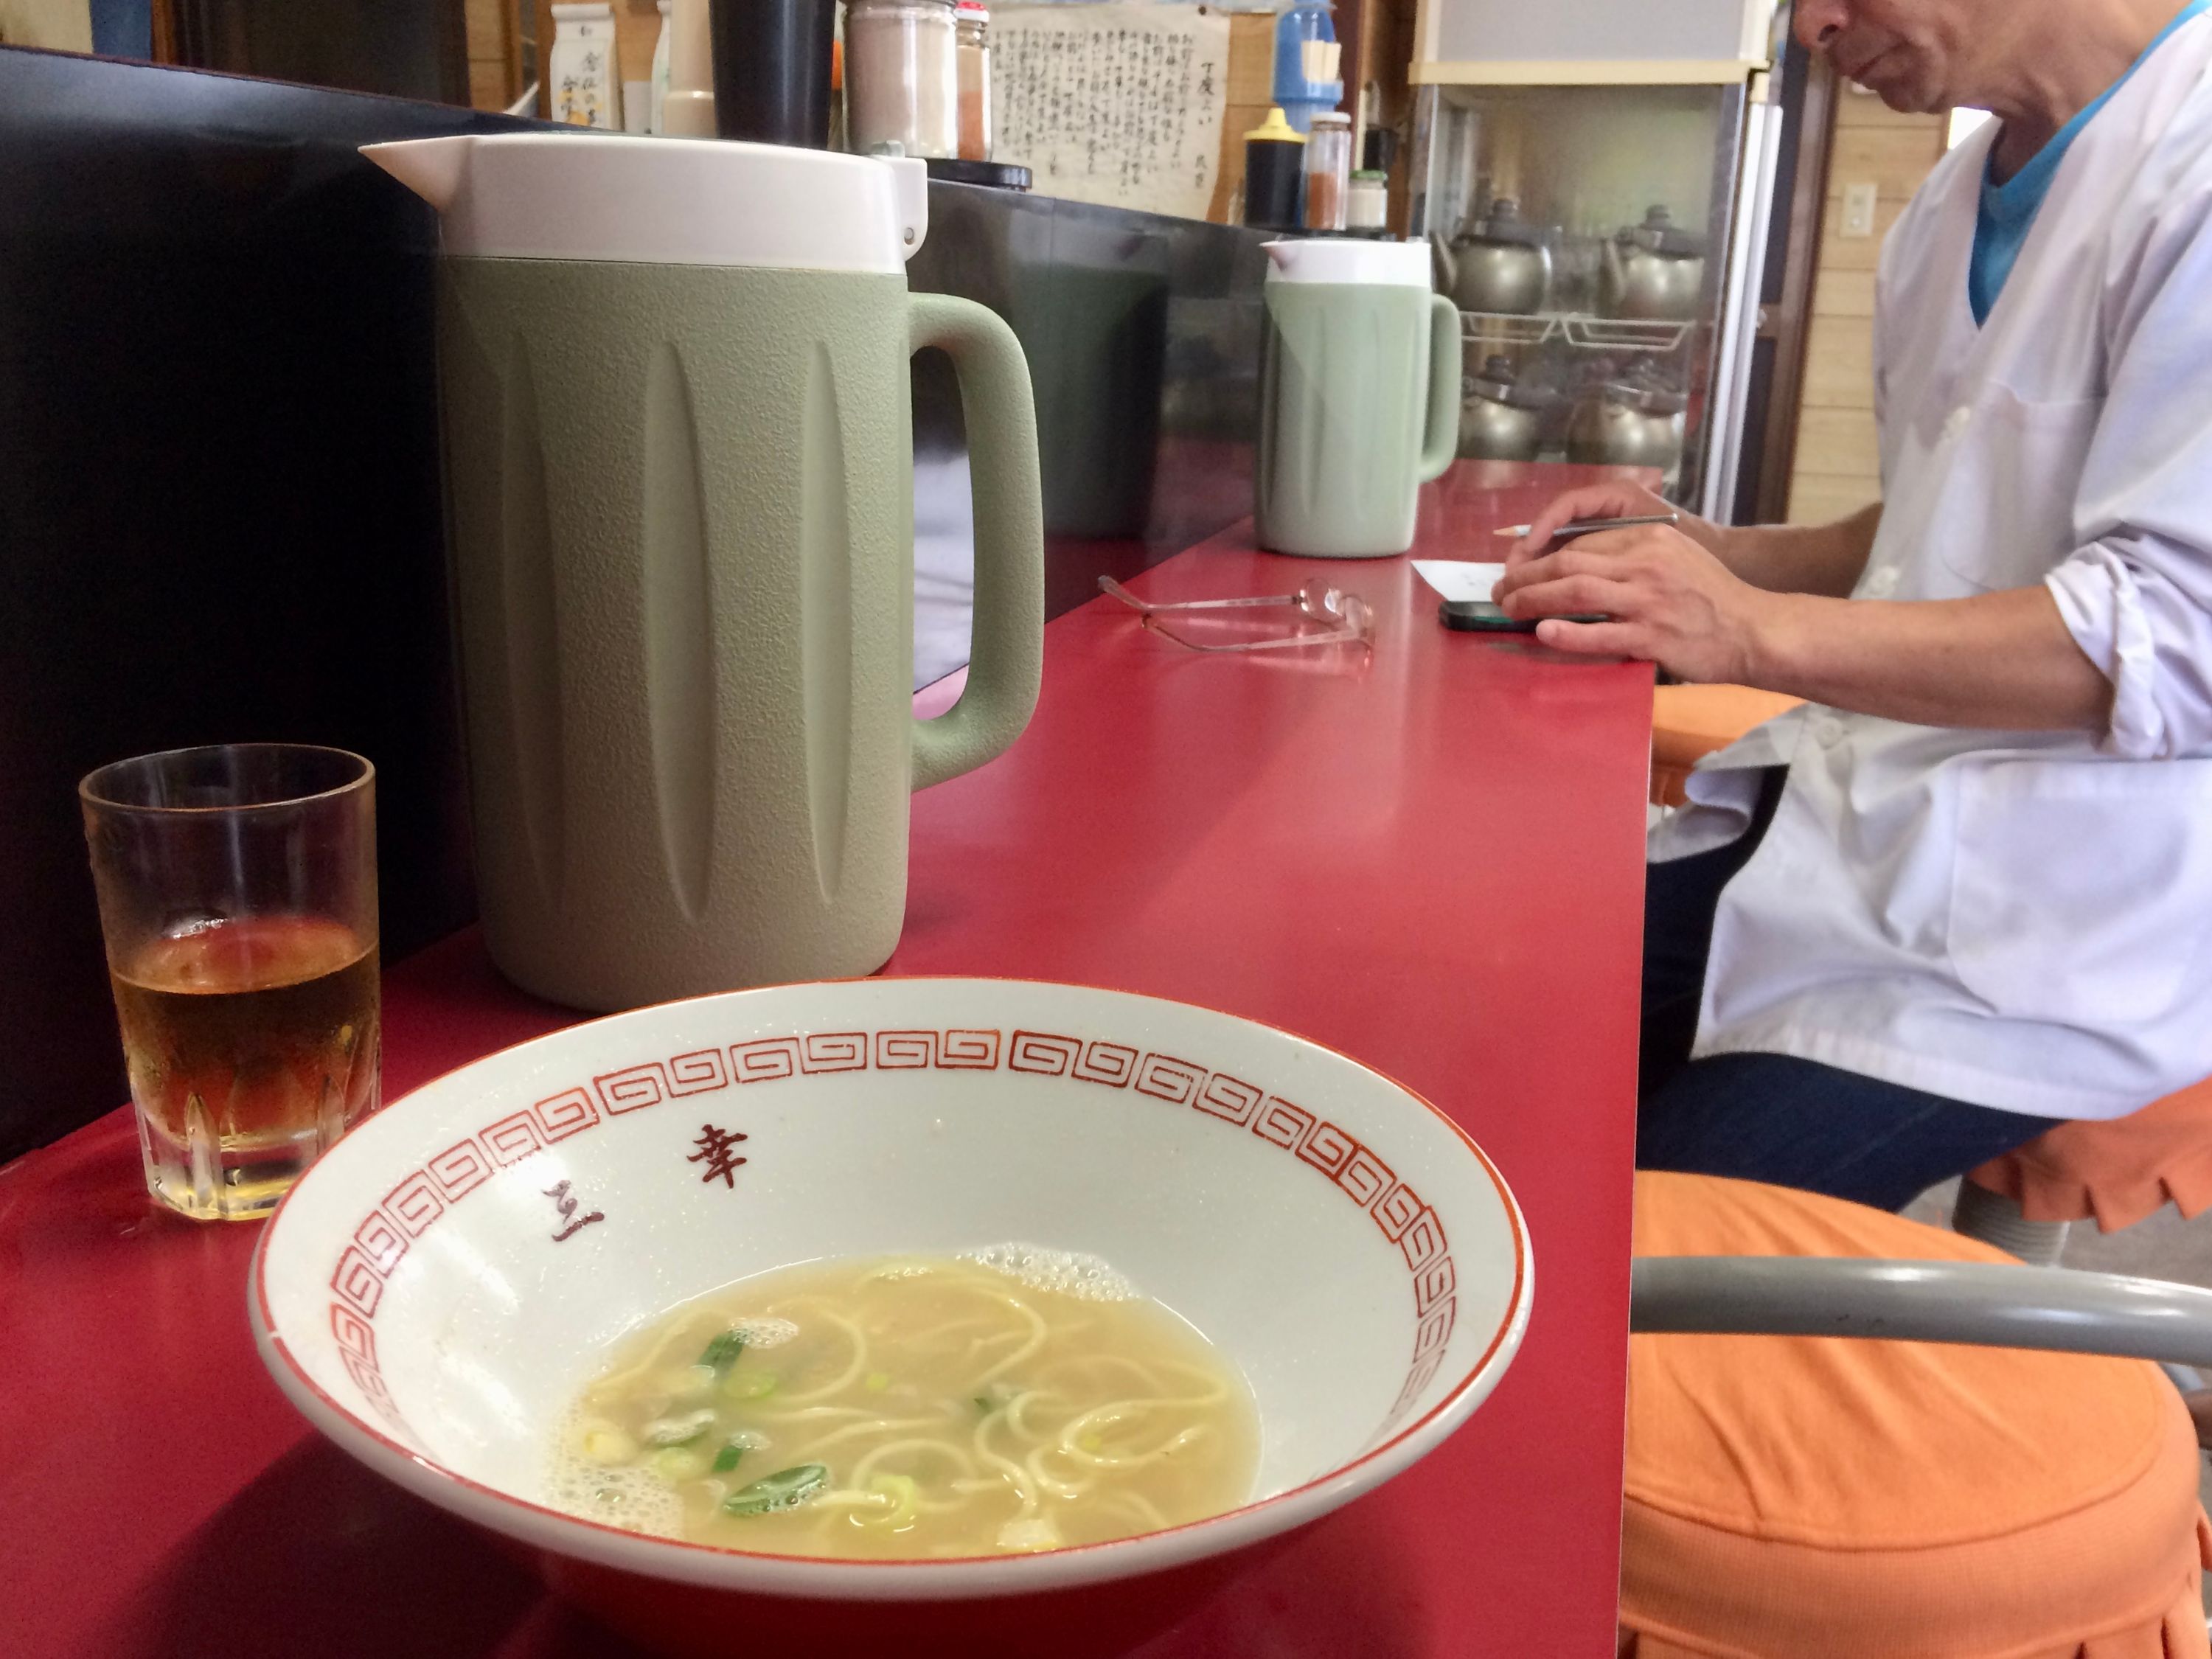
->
[[361, 136, 476, 211]]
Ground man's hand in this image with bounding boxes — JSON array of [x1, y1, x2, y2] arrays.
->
[[1505, 480, 1732, 571], [1492, 520, 1779, 682]]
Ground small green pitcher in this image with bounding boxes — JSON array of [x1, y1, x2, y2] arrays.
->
[[1255, 239, 1460, 558], [363, 133, 1043, 1010]]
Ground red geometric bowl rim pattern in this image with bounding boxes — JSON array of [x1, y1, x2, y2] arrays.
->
[[251, 975, 1530, 1590]]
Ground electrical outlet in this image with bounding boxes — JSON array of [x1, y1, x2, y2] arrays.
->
[[1842, 181, 1879, 238]]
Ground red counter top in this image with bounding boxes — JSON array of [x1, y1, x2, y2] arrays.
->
[[0, 462, 1653, 1658]]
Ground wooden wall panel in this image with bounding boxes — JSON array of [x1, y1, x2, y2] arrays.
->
[[1795, 406, 1881, 476], [463, 0, 515, 108], [468, 56, 509, 109], [0, 0, 92, 49], [1828, 125, 1953, 197], [1790, 471, 1888, 526], [1799, 314, 1874, 409], [1208, 13, 1284, 223], [1812, 266, 1874, 317], [1785, 86, 1947, 524]]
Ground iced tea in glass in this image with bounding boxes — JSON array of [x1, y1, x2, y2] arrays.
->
[[81, 745, 379, 1220]]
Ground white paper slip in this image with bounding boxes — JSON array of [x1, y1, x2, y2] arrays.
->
[[1411, 560, 1507, 604]]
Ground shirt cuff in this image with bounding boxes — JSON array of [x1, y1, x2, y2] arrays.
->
[[2046, 549, 2165, 759]]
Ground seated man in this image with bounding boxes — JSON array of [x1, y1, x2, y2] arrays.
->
[[1498, 0, 2212, 1208]]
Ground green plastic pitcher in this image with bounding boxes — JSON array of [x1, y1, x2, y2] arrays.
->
[[363, 133, 1043, 1010], [1255, 239, 1460, 558]]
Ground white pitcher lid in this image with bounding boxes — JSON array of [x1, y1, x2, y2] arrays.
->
[[1262, 237, 1429, 288], [361, 133, 929, 273]]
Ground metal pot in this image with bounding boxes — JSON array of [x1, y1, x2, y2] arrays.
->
[[1458, 353, 1545, 462], [1566, 376, 1686, 470], [1599, 205, 1706, 321], [1430, 197, 1551, 316]]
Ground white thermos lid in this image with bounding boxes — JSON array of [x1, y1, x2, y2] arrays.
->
[[361, 133, 930, 274], [1261, 237, 1429, 287]]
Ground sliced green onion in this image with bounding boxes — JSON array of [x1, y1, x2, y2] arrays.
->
[[973, 1395, 992, 1415], [700, 1330, 747, 1374], [722, 1463, 830, 1517], [711, 1441, 746, 1474], [864, 1371, 892, 1392], [725, 1371, 777, 1400]]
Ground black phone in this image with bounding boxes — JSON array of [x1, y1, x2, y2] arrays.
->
[[1439, 598, 1611, 633]]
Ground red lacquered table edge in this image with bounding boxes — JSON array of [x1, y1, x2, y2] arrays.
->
[[0, 460, 1656, 1659]]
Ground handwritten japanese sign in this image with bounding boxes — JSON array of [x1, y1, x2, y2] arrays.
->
[[990, 4, 1231, 222], [549, 4, 620, 130]]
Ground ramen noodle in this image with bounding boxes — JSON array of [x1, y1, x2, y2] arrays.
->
[[549, 1248, 1259, 1558]]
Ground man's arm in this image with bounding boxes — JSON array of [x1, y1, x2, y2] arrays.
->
[[1492, 524, 2113, 732], [1712, 503, 1885, 597], [1751, 584, 2110, 730]]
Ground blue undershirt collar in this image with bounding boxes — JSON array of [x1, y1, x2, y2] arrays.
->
[[1969, 0, 2209, 324]]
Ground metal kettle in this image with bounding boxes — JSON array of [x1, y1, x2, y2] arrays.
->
[[1566, 373, 1686, 470], [1599, 205, 1706, 321], [1458, 354, 1546, 462], [1430, 196, 1551, 316]]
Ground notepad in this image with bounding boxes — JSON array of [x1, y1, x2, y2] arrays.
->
[[1411, 561, 1507, 605]]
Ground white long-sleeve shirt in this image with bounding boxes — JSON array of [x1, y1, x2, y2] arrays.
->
[[1655, 13, 2212, 1119]]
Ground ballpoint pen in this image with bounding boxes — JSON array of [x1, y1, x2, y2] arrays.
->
[[1491, 512, 1682, 540]]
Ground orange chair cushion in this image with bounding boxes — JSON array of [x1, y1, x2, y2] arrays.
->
[[1969, 1077, 2212, 1232], [1649, 684, 1804, 772], [1649, 685, 1803, 807], [1623, 1171, 2211, 1659]]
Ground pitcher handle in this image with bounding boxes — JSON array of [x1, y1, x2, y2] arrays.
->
[[907, 293, 1045, 791], [1416, 292, 1461, 485]]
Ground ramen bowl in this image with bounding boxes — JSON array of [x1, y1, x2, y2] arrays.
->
[[251, 978, 1529, 1658]]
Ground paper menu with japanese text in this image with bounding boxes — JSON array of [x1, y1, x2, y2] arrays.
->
[[990, 5, 1231, 222]]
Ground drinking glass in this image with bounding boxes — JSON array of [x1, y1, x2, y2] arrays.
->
[[80, 744, 380, 1220]]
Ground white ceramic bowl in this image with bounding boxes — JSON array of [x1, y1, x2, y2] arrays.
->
[[252, 978, 1529, 1655]]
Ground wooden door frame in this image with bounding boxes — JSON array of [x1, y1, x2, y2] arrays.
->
[[1751, 49, 1838, 524]]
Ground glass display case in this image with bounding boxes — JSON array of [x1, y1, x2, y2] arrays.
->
[[1408, 81, 1764, 512]]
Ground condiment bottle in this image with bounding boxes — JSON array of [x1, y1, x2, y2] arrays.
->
[[955, 1, 992, 161], [661, 0, 715, 136], [846, 0, 959, 160], [1346, 168, 1388, 232], [1304, 111, 1352, 234], [1242, 106, 1307, 231]]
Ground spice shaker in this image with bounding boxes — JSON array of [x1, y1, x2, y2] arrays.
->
[[1304, 111, 1352, 234], [1346, 169, 1388, 232], [847, 0, 960, 160]]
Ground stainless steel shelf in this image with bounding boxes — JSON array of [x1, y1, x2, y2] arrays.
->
[[1458, 310, 1694, 354]]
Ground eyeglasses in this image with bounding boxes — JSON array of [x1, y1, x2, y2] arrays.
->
[[1097, 576, 1375, 653]]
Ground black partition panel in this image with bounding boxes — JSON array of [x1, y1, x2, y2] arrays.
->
[[0, 46, 1263, 1161]]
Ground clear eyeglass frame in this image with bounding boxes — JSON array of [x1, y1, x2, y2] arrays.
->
[[1097, 576, 1375, 653]]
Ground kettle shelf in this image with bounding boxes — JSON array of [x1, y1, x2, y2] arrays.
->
[[1453, 309, 1693, 356]]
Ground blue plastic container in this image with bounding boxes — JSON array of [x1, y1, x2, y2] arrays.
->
[[1272, 0, 1343, 133]]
